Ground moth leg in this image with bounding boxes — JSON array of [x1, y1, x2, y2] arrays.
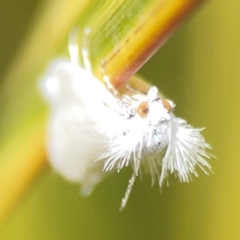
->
[[124, 83, 140, 93], [68, 27, 80, 65], [81, 27, 92, 73], [100, 59, 119, 96]]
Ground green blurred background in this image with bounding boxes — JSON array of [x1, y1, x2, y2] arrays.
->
[[1, 0, 240, 239]]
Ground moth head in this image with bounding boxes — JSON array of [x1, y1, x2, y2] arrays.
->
[[136, 87, 174, 124]]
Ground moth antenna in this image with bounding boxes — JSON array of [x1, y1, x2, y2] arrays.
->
[[119, 172, 137, 211], [119, 158, 140, 211], [82, 27, 92, 72], [69, 27, 80, 65]]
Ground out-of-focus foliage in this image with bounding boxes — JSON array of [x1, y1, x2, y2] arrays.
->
[[1, 0, 240, 239]]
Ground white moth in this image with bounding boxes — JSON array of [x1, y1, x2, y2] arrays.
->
[[40, 30, 212, 210]]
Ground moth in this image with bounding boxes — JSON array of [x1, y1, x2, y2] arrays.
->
[[40, 29, 212, 210]]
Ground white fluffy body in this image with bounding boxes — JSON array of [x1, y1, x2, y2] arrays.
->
[[40, 58, 212, 207], [40, 60, 123, 195]]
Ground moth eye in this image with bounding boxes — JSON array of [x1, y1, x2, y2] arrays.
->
[[137, 101, 149, 118], [162, 99, 172, 113]]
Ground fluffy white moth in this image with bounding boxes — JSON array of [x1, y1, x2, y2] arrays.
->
[[40, 30, 212, 210]]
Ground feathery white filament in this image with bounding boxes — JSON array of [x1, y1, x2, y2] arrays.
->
[[159, 118, 212, 186]]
